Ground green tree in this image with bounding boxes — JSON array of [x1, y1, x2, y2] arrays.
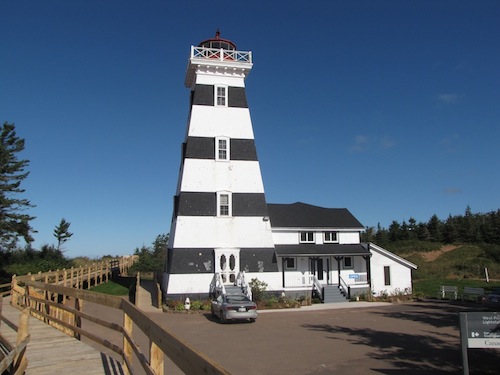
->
[[130, 234, 169, 274], [53, 218, 73, 251], [0, 122, 35, 249]]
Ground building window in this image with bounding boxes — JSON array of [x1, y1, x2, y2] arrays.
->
[[217, 192, 231, 217], [343, 256, 353, 269], [324, 231, 338, 243], [215, 86, 227, 106], [384, 266, 391, 286], [215, 137, 229, 161], [299, 232, 315, 243], [285, 258, 296, 270]]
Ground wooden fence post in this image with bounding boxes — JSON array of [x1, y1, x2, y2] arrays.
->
[[123, 312, 133, 375], [150, 340, 164, 375], [88, 265, 91, 289], [156, 282, 162, 309], [14, 308, 30, 371], [135, 272, 140, 306], [74, 297, 82, 340]]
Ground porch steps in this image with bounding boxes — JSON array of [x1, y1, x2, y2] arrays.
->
[[323, 285, 349, 303]]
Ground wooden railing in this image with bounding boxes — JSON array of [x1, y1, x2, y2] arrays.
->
[[10, 281, 230, 374], [12, 256, 136, 290], [0, 282, 11, 298], [0, 295, 30, 374], [6, 257, 230, 374]]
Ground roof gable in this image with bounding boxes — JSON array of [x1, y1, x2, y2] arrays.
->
[[268, 202, 364, 229]]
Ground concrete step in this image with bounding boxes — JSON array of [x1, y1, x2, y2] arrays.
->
[[323, 285, 348, 303]]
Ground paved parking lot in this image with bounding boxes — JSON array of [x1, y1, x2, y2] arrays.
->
[[146, 300, 499, 375]]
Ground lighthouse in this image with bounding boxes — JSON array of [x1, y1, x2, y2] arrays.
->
[[163, 32, 276, 299]]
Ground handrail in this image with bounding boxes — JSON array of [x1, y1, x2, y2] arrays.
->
[[191, 46, 252, 64], [13, 257, 136, 287], [0, 282, 11, 297], [311, 275, 323, 301], [10, 279, 230, 375], [339, 276, 351, 299], [235, 271, 253, 301], [0, 304, 30, 374], [209, 273, 227, 299]]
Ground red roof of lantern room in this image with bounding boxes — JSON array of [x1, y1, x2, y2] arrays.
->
[[198, 30, 237, 50]]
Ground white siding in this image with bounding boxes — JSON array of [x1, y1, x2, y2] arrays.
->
[[271, 230, 361, 245], [172, 216, 274, 248], [370, 249, 414, 296], [338, 232, 360, 244], [180, 160, 265, 193], [195, 73, 246, 88], [188, 106, 255, 139], [164, 273, 215, 294], [243, 272, 283, 292]]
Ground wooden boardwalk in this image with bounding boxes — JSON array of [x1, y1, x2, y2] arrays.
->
[[1, 297, 124, 375]]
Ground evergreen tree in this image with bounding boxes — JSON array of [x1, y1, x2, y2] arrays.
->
[[53, 218, 73, 251], [427, 214, 443, 242], [0, 122, 35, 249]]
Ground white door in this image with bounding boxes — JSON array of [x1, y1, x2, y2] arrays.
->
[[214, 249, 240, 284]]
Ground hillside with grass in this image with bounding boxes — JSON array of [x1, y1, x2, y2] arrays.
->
[[380, 240, 500, 298]]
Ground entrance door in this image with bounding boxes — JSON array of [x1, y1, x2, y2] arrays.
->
[[214, 249, 240, 284], [310, 258, 325, 281]]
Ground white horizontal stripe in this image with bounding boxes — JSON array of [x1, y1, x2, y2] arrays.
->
[[195, 73, 246, 88], [170, 216, 275, 248], [180, 160, 265, 193], [188, 106, 255, 139]]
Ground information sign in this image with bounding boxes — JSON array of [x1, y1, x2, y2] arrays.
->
[[462, 312, 500, 348], [459, 312, 500, 374]]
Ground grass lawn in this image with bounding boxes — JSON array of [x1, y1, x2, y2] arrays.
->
[[90, 280, 130, 296], [413, 278, 500, 299]]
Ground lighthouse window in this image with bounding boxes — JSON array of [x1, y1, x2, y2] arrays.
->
[[217, 192, 231, 216], [215, 86, 227, 106], [216, 137, 230, 161]]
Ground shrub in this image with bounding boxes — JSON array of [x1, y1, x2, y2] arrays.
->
[[249, 278, 268, 302]]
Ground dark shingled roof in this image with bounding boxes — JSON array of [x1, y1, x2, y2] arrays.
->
[[267, 202, 364, 229], [274, 243, 370, 257]]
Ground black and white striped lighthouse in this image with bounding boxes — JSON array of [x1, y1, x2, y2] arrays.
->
[[163, 32, 276, 299]]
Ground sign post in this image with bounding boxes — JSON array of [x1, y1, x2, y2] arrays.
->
[[459, 312, 500, 375]]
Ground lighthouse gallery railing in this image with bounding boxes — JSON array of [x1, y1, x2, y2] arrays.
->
[[191, 46, 252, 63]]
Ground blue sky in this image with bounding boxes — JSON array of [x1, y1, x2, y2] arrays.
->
[[1, 1, 499, 258]]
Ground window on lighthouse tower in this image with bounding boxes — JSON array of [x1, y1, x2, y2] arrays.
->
[[216, 136, 230, 161], [215, 86, 227, 106], [217, 192, 232, 217]]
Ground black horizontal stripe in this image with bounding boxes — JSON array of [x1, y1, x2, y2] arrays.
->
[[184, 137, 258, 161], [175, 192, 268, 217]]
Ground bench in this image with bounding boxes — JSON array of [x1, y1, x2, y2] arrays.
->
[[462, 287, 484, 302], [439, 285, 458, 300]]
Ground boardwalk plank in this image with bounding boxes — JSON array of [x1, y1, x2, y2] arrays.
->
[[0, 297, 123, 374]]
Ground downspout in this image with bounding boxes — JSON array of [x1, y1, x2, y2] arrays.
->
[[282, 257, 286, 288]]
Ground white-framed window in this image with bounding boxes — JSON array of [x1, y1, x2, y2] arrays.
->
[[299, 232, 315, 243], [384, 266, 391, 286], [343, 256, 353, 269], [217, 192, 232, 217], [323, 231, 338, 243], [285, 258, 296, 270], [215, 136, 230, 161], [215, 85, 227, 107]]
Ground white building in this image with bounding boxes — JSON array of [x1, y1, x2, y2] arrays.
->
[[163, 33, 416, 303]]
